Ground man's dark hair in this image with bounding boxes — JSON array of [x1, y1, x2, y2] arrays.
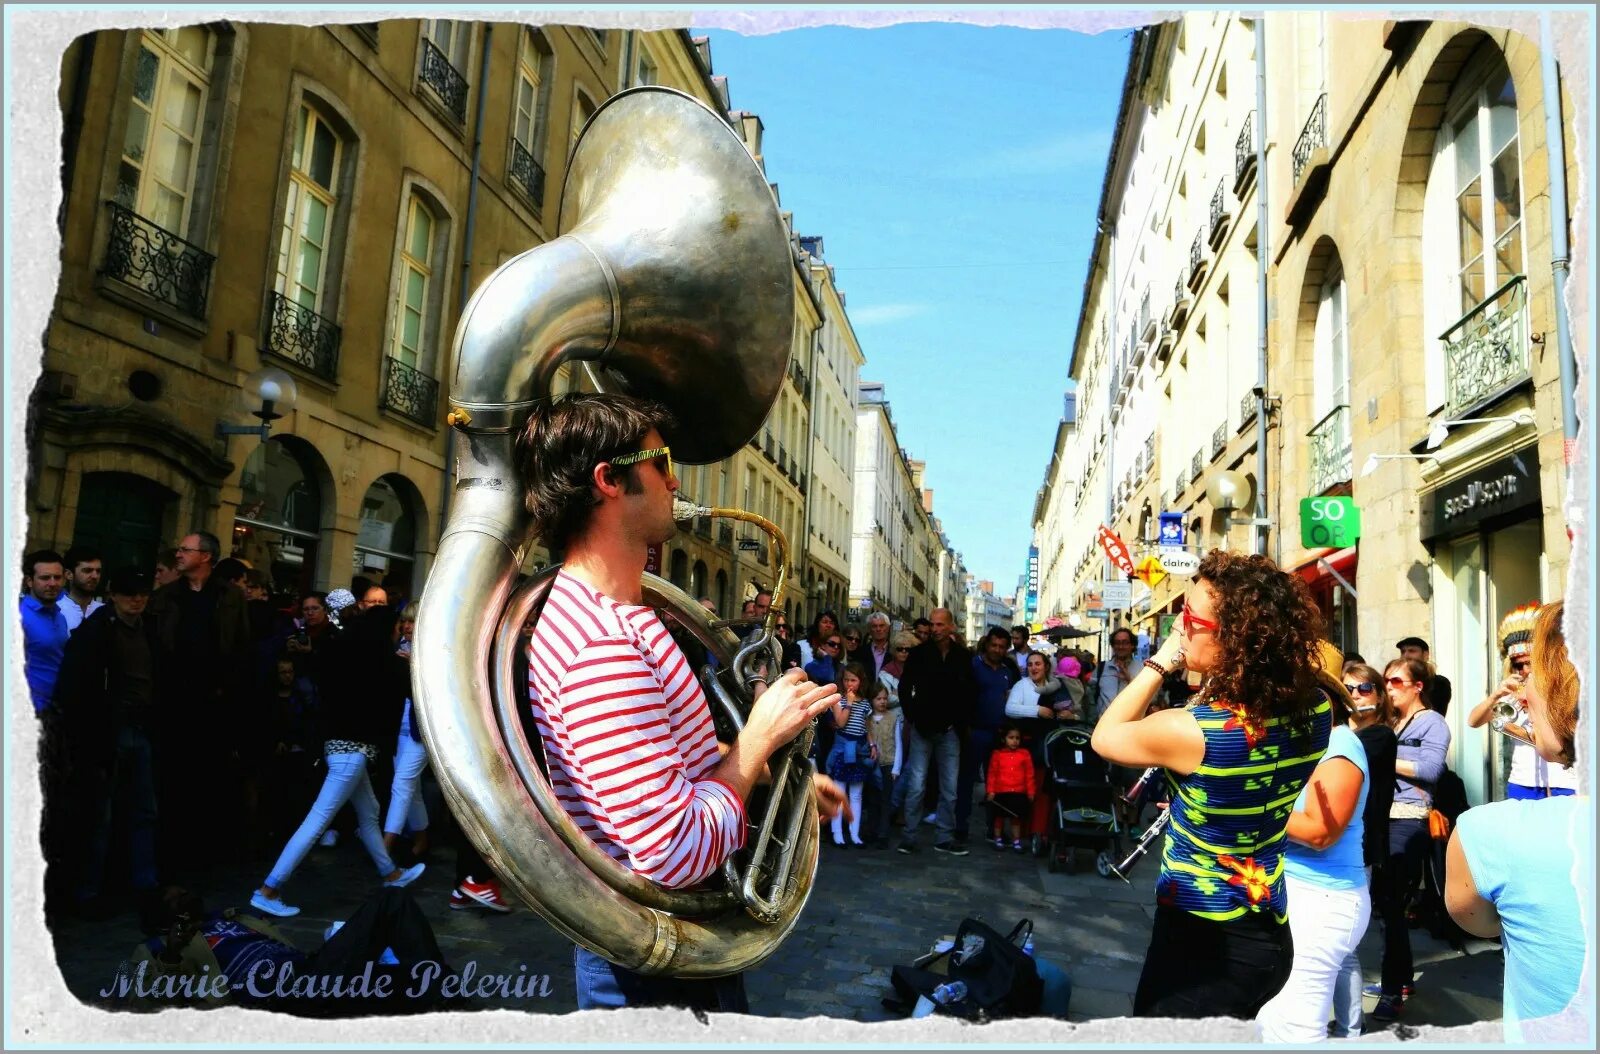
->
[[63, 546, 101, 572], [351, 574, 373, 598], [243, 568, 271, 593], [155, 547, 178, 570], [1110, 627, 1137, 646], [984, 626, 1012, 646], [515, 393, 676, 554], [913, 618, 933, 631], [189, 530, 221, 564], [213, 557, 247, 586], [23, 549, 63, 578], [1011, 625, 1028, 636]]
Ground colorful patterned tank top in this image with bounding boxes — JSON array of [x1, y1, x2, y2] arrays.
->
[[1156, 691, 1333, 923]]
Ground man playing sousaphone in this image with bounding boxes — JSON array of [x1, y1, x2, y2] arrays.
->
[[516, 392, 847, 1012]]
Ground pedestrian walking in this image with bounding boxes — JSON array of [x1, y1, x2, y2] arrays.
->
[[382, 603, 430, 862], [1092, 550, 1334, 1020]]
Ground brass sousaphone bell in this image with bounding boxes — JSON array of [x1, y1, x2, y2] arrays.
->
[[413, 87, 813, 977]]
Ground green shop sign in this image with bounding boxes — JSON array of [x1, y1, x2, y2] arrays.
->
[[1300, 496, 1362, 549]]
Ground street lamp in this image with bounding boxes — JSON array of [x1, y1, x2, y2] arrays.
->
[[1359, 452, 1438, 477], [1424, 409, 1535, 451], [1207, 468, 1272, 531], [216, 366, 298, 443]]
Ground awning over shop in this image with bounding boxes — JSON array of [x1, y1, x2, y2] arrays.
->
[[1294, 545, 1359, 592]]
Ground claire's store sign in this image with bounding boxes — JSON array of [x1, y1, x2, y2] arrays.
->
[[1420, 446, 1541, 542]]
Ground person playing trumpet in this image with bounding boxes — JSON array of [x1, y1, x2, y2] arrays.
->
[[516, 392, 847, 1013], [1447, 601, 1592, 1042], [1466, 602, 1579, 801]]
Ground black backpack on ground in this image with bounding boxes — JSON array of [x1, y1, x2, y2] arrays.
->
[[889, 917, 1042, 1021]]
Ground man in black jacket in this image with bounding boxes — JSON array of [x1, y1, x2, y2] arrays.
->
[[52, 570, 163, 915], [894, 608, 976, 856]]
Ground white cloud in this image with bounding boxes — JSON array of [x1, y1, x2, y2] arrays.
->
[[850, 303, 931, 326]]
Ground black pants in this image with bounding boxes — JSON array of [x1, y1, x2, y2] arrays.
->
[[287, 887, 459, 1016], [1133, 905, 1293, 1019], [954, 728, 992, 840], [1378, 817, 1432, 995]]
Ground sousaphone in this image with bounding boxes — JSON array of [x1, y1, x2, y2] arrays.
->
[[413, 87, 813, 978]]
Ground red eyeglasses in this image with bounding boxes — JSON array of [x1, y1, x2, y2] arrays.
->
[[1181, 609, 1219, 636]]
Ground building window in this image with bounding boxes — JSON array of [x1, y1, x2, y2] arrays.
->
[[1423, 49, 1525, 411], [636, 46, 658, 86], [354, 475, 420, 602], [509, 29, 553, 208], [571, 90, 597, 150], [420, 19, 470, 121], [1313, 263, 1349, 418], [276, 105, 342, 312], [391, 196, 435, 370], [115, 27, 215, 236], [233, 438, 324, 596]]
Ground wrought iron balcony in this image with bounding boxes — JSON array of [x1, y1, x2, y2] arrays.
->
[[1175, 467, 1190, 496], [1306, 404, 1353, 494], [1138, 287, 1154, 342], [1169, 277, 1191, 328], [265, 291, 340, 381], [1143, 434, 1156, 478], [1443, 276, 1530, 417], [1292, 93, 1327, 186], [380, 356, 440, 426], [1191, 450, 1204, 483], [1234, 110, 1257, 192], [420, 37, 469, 122], [1188, 229, 1206, 290], [1208, 180, 1231, 249], [100, 201, 214, 318], [509, 138, 546, 206], [1239, 391, 1258, 432], [764, 435, 776, 460], [1211, 422, 1228, 460]]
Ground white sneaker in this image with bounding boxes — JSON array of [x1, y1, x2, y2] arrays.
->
[[384, 862, 425, 889], [250, 891, 301, 917], [319, 829, 339, 847]]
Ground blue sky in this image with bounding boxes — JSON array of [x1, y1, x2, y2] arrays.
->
[[696, 22, 1129, 592]]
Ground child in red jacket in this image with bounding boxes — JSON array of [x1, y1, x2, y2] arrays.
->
[[984, 722, 1035, 852]]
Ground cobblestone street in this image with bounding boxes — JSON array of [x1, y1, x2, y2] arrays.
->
[[47, 777, 1503, 1033]]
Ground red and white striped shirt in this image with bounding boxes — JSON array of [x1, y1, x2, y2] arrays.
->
[[526, 570, 745, 889]]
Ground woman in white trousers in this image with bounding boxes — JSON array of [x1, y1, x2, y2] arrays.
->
[[1257, 684, 1371, 1043], [382, 605, 430, 858]]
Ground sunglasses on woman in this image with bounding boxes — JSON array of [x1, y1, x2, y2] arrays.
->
[[1344, 681, 1377, 696], [1385, 677, 1417, 689]]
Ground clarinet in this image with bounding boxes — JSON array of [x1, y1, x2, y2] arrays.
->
[[1109, 807, 1171, 884]]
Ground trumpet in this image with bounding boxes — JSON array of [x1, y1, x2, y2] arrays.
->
[[1109, 807, 1171, 884], [1489, 696, 1536, 746]]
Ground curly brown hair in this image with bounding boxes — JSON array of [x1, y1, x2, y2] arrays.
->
[[1194, 550, 1328, 737]]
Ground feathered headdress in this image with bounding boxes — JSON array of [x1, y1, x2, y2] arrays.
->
[[1497, 602, 1541, 659]]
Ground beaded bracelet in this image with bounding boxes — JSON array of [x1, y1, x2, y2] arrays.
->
[[1143, 658, 1170, 678]]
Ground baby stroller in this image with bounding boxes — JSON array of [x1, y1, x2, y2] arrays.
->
[[1040, 724, 1125, 877]]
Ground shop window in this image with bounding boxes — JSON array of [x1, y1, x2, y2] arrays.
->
[[354, 475, 421, 604], [233, 438, 325, 596]]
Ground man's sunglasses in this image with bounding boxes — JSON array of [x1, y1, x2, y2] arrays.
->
[[609, 446, 674, 480], [1344, 682, 1377, 696], [1510, 658, 1532, 672], [822, 639, 841, 649]]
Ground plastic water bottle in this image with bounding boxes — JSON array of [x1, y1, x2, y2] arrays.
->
[[1022, 934, 1036, 957], [931, 980, 968, 1005]]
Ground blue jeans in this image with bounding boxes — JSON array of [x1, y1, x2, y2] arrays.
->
[[900, 727, 959, 844], [385, 701, 430, 836], [574, 945, 747, 1011], [266, 750, 395, 889], [78, 725, 159, 900], [956, 727, 996, 840]]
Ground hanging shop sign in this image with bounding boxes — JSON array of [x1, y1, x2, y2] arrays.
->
[[1299, 496, 1363, 550], [1157, 512, 1186, 547], [1133, 555, 1168, 589], [1158, 550, 1201, 577], [1419, 446, 1541, 542], [1102, 581, 1133, 610], [1096, 525, 1136, 577]]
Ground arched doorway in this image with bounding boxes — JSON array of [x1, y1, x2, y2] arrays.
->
[[71, 472, 175, 575], [691, 559, 708, 600], [668, 549, 689, 591], [232, 437, 326, 596], [355, 474, 423, 605]]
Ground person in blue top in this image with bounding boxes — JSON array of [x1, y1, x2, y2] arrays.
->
[[1256, 652, 1371, 1042], [1448, 600, 1592, 1044], [1093, 550, 1334, 1020], [20, 549, 70, 716]]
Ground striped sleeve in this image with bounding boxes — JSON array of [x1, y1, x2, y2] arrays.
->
[[553, 637, 745, 888]]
